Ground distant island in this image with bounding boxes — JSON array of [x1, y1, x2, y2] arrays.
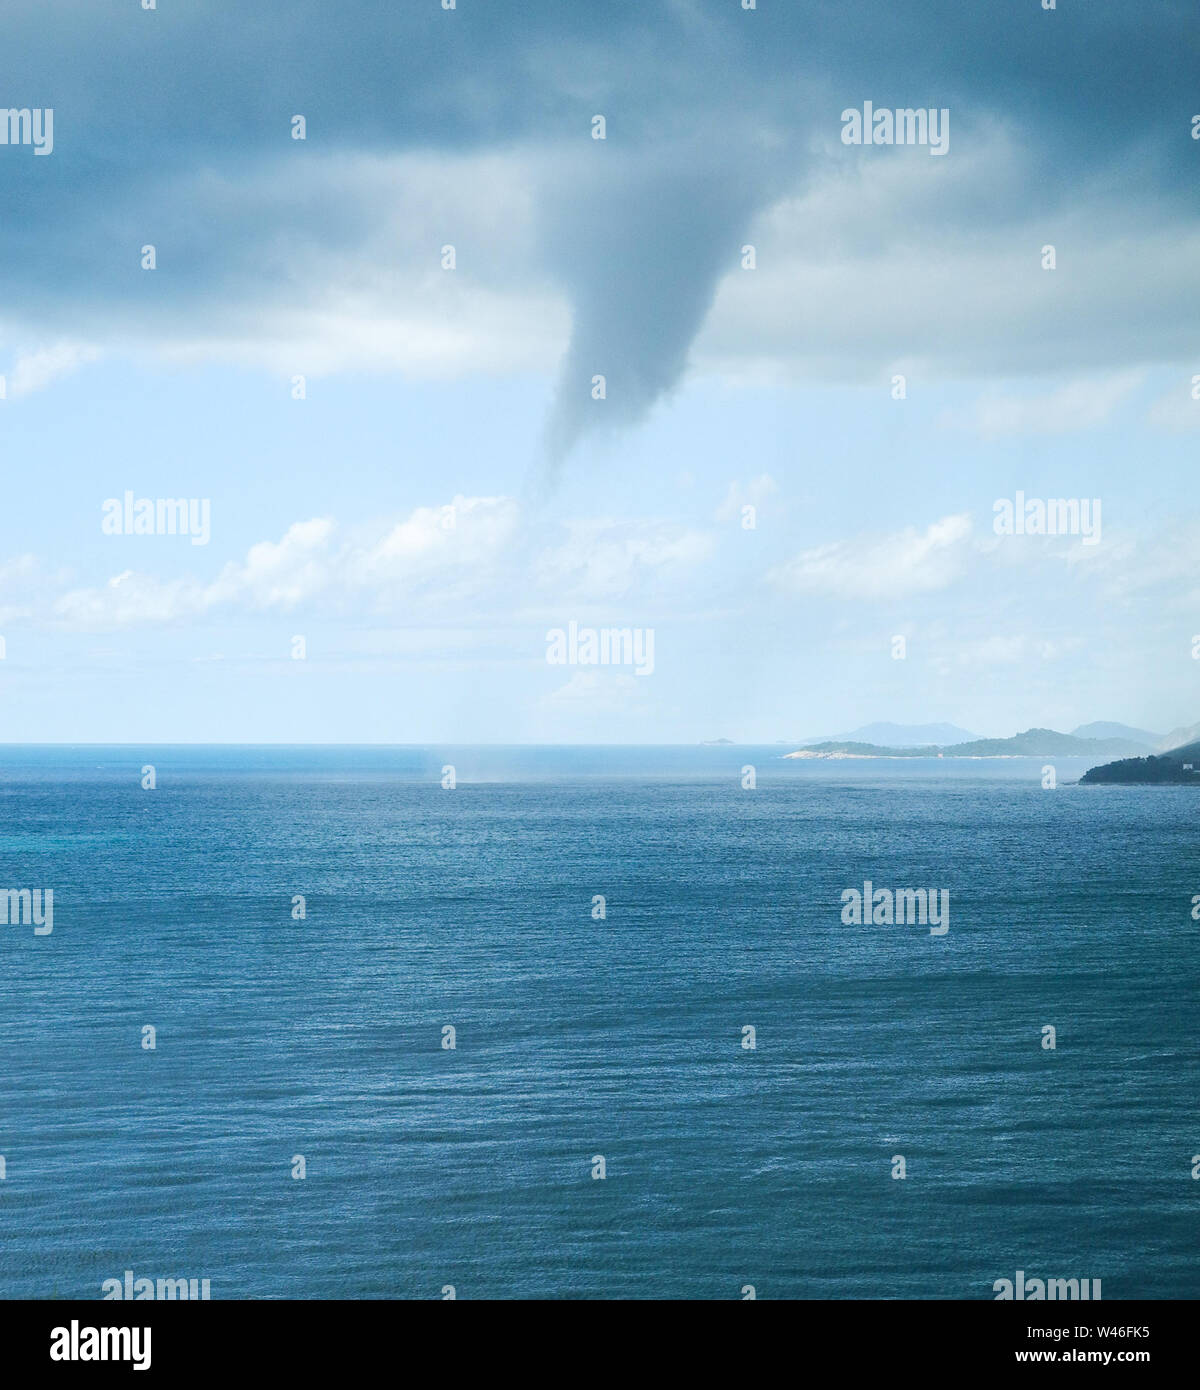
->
[[1081, 741, 1200, 784], [793, 721, 981, 748], [785, 727, 1155, 760]]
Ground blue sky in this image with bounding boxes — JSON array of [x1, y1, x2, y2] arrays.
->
[[0, 1, 1197, 741]]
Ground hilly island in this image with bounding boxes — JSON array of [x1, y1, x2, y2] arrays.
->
[[784, 728, 1154, 760], [1080, 741, 1200, 784]]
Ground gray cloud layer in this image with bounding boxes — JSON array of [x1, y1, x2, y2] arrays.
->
[[3, 1, 1198, 460]]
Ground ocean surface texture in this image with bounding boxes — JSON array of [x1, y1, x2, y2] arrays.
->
[[1, 746, 1196, 1300]]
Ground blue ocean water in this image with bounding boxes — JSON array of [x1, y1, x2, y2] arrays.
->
[[0, 745, 1197, 1300]]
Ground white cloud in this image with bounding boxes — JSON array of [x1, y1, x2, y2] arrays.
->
[[696, 127, 1200, 382], [347, 496, 520, 596], [771, 514, 973, 600], [536, 519, 714, 600], [938, 371, 1145, 436], [1065, 517, 1200, 609], [77, 151, 569, 381], [46, 497, 722, 630], [4, 342, 100, 398], [205, 518, 336, 610], [52, 496, 519, 629], [541, 670, 646, 711]]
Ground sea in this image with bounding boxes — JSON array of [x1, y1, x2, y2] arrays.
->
[[1, 745, 1197, 1300]]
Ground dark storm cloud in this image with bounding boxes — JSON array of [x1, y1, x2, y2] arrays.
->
[[2, 0, 1197, 452]]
